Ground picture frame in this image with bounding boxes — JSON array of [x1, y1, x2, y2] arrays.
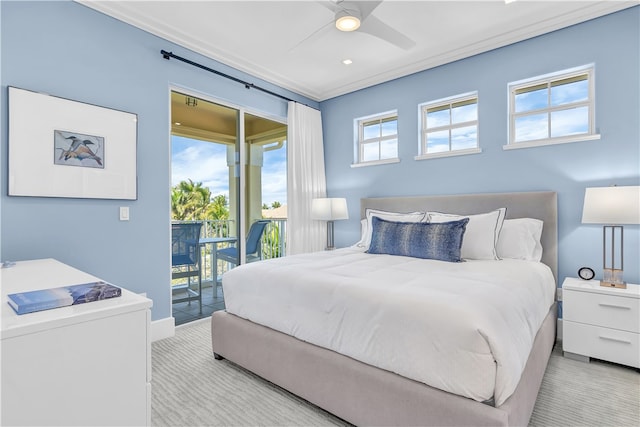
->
[[8, 86, 137, 200]]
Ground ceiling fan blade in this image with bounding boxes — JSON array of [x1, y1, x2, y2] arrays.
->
[[288, 19, 334, 52], [352, 1, 383, 20], [358, 14, 416, 50]]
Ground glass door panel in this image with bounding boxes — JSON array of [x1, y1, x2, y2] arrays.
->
[[170, 91, 238, 324], [244, 113, 287, 261]]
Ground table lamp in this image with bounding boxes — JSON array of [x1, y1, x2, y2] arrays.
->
[[311, 198, 349, 250], [582, 185, 640, 288]]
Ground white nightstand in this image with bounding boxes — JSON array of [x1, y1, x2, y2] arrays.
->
[[562, 277, 640, 368]]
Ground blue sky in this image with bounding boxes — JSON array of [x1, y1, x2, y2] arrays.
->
[[426, 102, 477, 152], [171, 136, 287, 206]]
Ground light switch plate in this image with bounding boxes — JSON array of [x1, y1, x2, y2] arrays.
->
[[119, 206, 130, 221]]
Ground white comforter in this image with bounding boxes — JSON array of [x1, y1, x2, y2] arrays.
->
[[222, 247, 556, 406]]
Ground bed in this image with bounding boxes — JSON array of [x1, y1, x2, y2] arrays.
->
[[211, 191, 558, 426]]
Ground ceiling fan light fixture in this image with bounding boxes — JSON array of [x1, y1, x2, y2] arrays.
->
[[335, 10, 361, 32]]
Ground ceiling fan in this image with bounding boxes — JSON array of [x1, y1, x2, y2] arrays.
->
[[291, 0, 416, 51]]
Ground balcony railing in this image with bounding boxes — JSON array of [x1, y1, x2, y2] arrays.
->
[[173, 219, 287, 285]]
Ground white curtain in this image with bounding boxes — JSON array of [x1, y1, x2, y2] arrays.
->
[[286, 101, 327, 255]]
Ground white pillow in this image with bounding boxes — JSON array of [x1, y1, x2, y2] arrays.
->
[[352, 219, 368, 247], [428, 208, 506, 260], [360, 209, 426, 249], [497, 218, 543, 261]]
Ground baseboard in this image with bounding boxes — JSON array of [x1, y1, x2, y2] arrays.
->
[[556, 318, 563, 341], [151, 317, 175, 342]]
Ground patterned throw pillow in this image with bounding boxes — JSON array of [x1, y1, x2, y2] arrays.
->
[[367, 216, 469, 262]]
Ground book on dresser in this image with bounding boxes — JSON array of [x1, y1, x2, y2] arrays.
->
[[7, 281, 122, 315]]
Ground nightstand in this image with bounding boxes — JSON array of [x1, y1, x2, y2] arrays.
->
[[562, 277, 640, 368]]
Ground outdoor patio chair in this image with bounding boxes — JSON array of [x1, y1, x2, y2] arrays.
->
[[171, 222, 203, 314], [216, 220, 270, 270]]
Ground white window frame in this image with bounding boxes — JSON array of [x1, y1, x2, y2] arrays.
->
[[351, 110, 400, 168], [505, 64, 600, 150], [415, 92, 481, 161]]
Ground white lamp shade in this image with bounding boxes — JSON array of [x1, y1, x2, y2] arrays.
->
[[311, 198, 349, 221], [582, 186, 640, 225]]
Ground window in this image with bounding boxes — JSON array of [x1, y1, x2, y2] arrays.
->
[[416, 92, 480, 160], [507, 65, 599, 149], [352, 111, 399, 167]]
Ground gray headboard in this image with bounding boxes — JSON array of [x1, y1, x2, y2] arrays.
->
[[361, 191, 558, 284]]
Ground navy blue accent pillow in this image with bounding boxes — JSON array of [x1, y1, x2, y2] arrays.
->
[[367, 216, 469, 262]]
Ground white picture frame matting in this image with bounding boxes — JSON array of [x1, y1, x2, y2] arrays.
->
[[8, 86, 137, 200]]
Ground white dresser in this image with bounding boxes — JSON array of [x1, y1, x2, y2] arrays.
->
[[1, 259, 153, 426], [562, 277, 640, 368]]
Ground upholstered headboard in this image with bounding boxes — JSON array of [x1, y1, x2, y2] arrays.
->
[[361, 191, 558, 284]]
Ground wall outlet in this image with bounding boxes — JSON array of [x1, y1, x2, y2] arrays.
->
[[556, 288, 562, 301]]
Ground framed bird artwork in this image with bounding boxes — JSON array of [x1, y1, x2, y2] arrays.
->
[[8, 86, 137, 200], [53, 130, 104, 169]]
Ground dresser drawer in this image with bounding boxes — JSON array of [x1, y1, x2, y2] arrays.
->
[[564, 290, 640, 333], [563, 321, 640, 368]]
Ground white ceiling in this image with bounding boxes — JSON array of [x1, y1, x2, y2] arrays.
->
[[77, 1, 637, 102]]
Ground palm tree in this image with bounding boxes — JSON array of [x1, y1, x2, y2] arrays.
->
[[205, 194, 230, 236], [206, 194, 229, 219], [171, 187, 188, 220], [171, 179, 215, 220]]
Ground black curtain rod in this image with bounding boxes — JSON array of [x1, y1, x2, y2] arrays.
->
[[161, 49, 300, 105]]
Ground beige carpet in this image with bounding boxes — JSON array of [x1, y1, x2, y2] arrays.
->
[[152, 317, 639, 427]]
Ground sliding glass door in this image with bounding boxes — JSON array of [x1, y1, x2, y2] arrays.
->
[[170, 90, 287, 292]]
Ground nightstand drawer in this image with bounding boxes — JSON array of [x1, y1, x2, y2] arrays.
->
[[563, 321, 639, 368], [564, 290, 639, 333]]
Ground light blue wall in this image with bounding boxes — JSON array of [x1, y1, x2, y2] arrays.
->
[[2, 2, 638, 323], [321, 7, 640, 286], [0, 0, 318, 321]]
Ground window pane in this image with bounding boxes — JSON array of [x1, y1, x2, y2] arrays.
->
[[551, 106, 589, 137], [426, 130, 449, 153], [451, 126, 477, 150], [451, 101, 477, 124], [515, 113, 548, 142], [426, 108, 449, 128], [380, 139, 397, 159], [381, 119, 397, 137], [515, 87, 548, 113], [362, 142, 379, 162], [551, 77, 588, 106], [509, 67, 593, 146], [363, 122, 380, 140]]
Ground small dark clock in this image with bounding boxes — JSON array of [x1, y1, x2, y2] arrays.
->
[[578, 267, 595, 281]]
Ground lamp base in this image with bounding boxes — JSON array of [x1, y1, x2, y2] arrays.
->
[[601, 268, 626, 288], [600, 280, 627, 289]]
